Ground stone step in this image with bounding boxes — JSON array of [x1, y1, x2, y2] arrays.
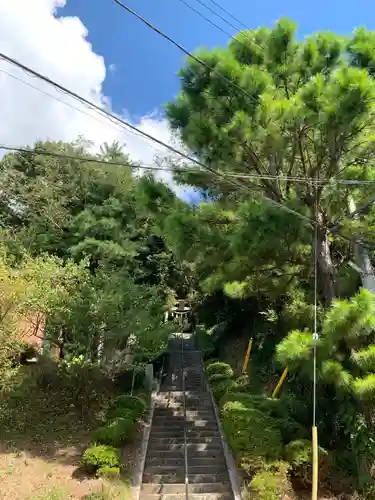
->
[[140, 494, 233, 500], [152, 416, 214, 422], [141, 483, 231, 495], [146, 450, 185, 458], [187, 457, 226, 466], [143, 473, 228, 484], [148, 438, 185, 446], [186, 450, 224, 458], [186, 438, 222, 444], [188, 474, 229, 484], [145, 457, 185, 466], [152, 423, 218, 430], [188, 465, 227, 475], [143, 474, 185, 484], [144, 466, 185, 474], [150, 429, 185, 436], [186, 431, 221, 438], [148, 442, 222, 452]]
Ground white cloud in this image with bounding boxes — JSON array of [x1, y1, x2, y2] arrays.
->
[[0, 0, 198, 199], [108, 63, 116, 73]]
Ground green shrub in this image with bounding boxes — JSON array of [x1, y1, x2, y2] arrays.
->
[[106, 406, 138, 422], [113, 365, 145, 392], [92, 417, 135, 446], [220, 392, 258, 407], [248, 462, 291, 500], [274, 417, 306, 444], [208, 372, 231, 382], [110, 394, 147, 417], [206, 362, 234, 379], [81, 494, 107, 500], [285, 439, 328, 486], [136, 392, 149, 404], [96, 466, 121, 479], [285, 439, 313, 467], [81, 445, 120, 473], [196, 327, 216, 360], [221, 400, 283, 475], [234, 374, 250, 391], [211, 378, 237, 401]]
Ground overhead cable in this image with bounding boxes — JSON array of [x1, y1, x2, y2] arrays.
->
[[1, 52, 372, 250]]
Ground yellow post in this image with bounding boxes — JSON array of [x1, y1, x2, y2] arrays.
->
[[242, 337, 253, 373], [312, 426, 318, 500], [271, 366, 289, 398]]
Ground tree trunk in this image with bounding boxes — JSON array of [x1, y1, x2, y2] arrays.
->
[[316, 215, 336, 305]]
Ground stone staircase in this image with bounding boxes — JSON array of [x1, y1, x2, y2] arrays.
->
[[139, 336, 234, 500]]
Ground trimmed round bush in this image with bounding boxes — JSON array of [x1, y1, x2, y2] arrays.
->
[[220, 392, 257, 407], [221, 400, 283, 475], [96, 466, 121, 479], [208, 372, 232, 382], [81, 445, 120, 473], [285, 439, 328, 485], [211, 378, 237, 401], [110, 394, 147, 417], [206, 362, 234, 379], [106, 406, 138, 422], [248, 462, 292, 500], [92, 417, 136, 446]]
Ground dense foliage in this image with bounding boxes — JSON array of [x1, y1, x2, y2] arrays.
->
[[164, 20, 375, 498], [5, 17, 375, 500], [0, 139, 191, 366]]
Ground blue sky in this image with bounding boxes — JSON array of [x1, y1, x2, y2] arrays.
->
[[62, 0, 375, 118]]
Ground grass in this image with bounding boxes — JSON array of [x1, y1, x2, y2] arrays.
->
[[26, 481, 131, 500], [28, 487, 66, 500]]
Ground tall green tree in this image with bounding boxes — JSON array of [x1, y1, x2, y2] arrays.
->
[[166, 19, 375, 304]]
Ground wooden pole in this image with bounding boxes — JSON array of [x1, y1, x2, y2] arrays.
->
[[312, 425, 318, 500], [242, 337, 253, 373], [271, 366, 288, 398]]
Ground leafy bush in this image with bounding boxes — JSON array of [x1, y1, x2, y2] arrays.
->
[[211, 378, 237, 401], [206, 361, 234, 379], [113, 365, 145, 392], [110, 394, 148, 417], [234, 374, 250, 391], [285, 439, 328, 486], [196, 326, 216, 359], [220, 392, 259, 407], [92, 417, 135, 446], [32, 358, 114, 417], [248, 461, 291, 500], [219, 391, 305, 444], [106, 406, 138, 422], [81, 445, 120, 473], [96, 466, 121, 478], [81, 494, 107, 500], [221, 400, 283, 475]]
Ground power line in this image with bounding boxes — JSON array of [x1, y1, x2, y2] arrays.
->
[[0, 68, 129, 138], [1, 62, 323, 187], [112, 0, 261, 107], [0, 51, 250, 194], [2, 52, 372, 251], [176, 0, 238, 42], [176, 0, 263, 52], [0, 67, 166, 154], [192, 0, 259, 44], [3, 144, 371, 186], [204, 0, 251, 32], [0, 144, 168, 172]]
